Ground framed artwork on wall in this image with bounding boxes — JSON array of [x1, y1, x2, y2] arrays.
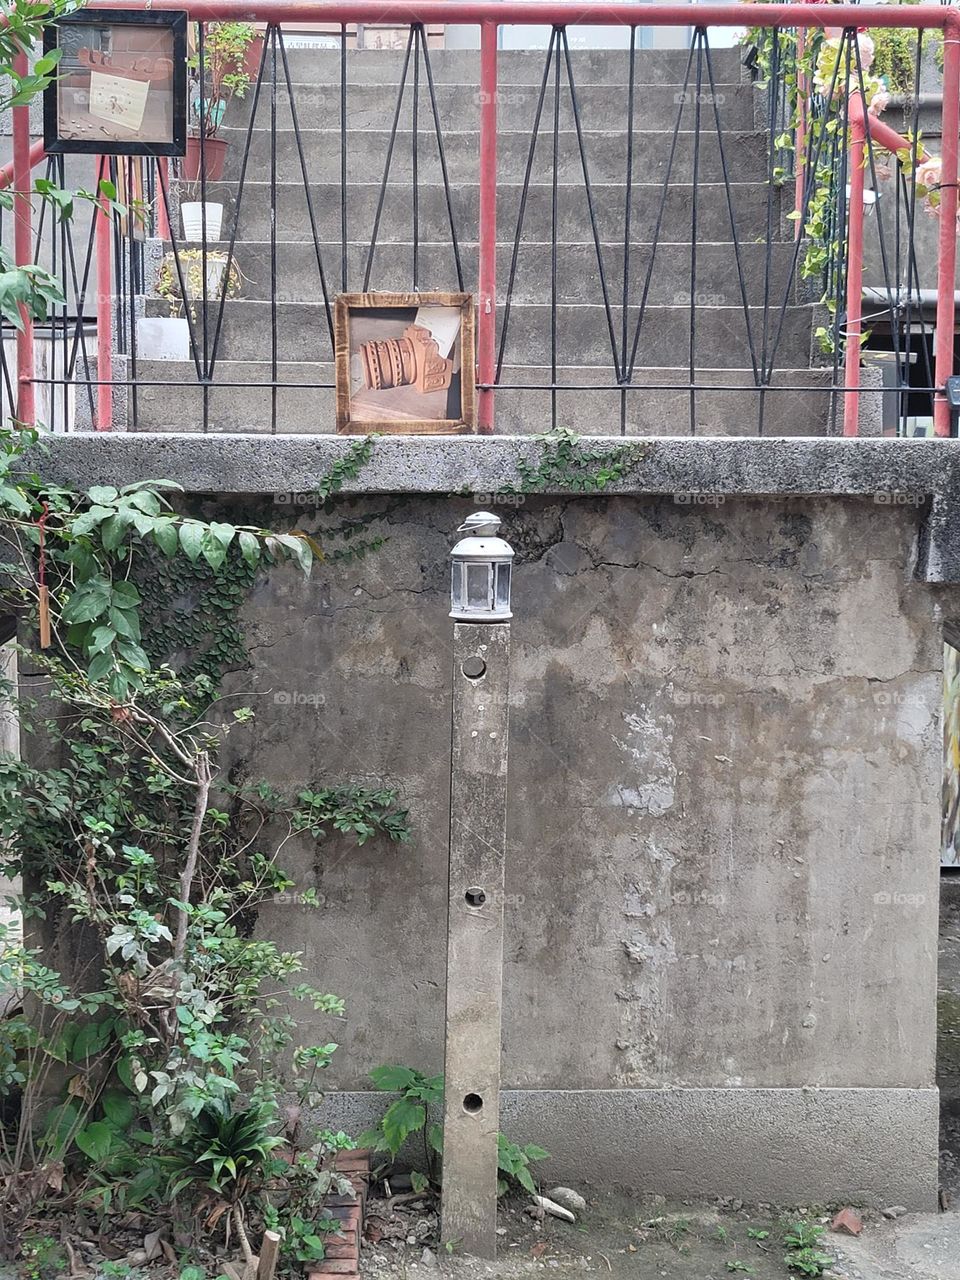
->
[[43, 9, 187, 157], [334, 292, 476, 435]]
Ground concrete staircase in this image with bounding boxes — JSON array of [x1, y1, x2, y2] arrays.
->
[[133, 46, 832, 436]]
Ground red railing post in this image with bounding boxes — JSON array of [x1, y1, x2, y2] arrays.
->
[[477, 18, 497, 434], [934, 11, 960, 438], [12, 51, 35, 428], [95, 156, 113, 431], [843, 94, 866, 438]]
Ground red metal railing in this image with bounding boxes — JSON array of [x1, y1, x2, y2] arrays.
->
[[9, 1, 960, 437]]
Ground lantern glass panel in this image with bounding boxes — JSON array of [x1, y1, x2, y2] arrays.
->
[[451, 560, 464, 610], [466, 563, 491, 611], [495, 562, 511, 610]]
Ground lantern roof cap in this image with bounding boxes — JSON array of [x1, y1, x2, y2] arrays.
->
[[457, 511, 501, 536]]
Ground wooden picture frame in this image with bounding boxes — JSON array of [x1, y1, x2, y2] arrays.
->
[[335, 292, 476, 435], [43, 9, 187, 158]]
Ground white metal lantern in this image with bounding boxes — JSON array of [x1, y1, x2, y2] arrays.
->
[[450, 511, 514, 622]]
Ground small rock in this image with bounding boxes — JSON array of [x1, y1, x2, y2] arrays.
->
[[496, 1228, 507, 1236], [533, 1195, 576, 1224], [406, 1234, 417, 1245], [420, 1247, 438, 1268], [125, 1251, 148, 1267], [831, 1207, 863, 1237], [548, 1186, 587, 1215], [881, 1205, 908, 1220]]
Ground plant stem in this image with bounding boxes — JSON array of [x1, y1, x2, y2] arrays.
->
[[174, 749, 212, 963]]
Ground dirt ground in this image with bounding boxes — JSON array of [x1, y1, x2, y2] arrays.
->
[[362, 1193, 847, 1280]]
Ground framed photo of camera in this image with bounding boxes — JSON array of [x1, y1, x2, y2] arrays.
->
[[334, 292, 476, 434]]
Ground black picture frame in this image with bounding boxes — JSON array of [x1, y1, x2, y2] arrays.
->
[[43, 9, 187, 157]]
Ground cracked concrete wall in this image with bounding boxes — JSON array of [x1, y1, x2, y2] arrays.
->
[[199, 490, 946, 1094]]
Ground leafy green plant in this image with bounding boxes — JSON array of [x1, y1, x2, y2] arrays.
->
[[783, 1222, 833, 1276], [512, 427, 645, 495], [747, 1227, 770, 1241], [496, 1135, 550, 1197], [726, 1264, 754, 1275], [359, 1065, 549, 1197], [189, 21, 256, 140]]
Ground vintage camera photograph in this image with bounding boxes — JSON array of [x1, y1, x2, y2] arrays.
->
[[335, 292, 476, 434]]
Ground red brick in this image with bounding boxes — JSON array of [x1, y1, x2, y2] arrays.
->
[[831, 1207, 863, 1236]]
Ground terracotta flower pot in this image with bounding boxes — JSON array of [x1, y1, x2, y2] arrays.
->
[[183, 135, 229, 182]]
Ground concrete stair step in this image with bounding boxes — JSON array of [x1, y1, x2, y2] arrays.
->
[[217, 126, 769, 185], [216, 180, 783, 243], [128, 360, 835, 437], [271, 46, 747, 87], [141, 298, 813, 367], [227, 80, 758, 132], [196, 239, 797, 306]]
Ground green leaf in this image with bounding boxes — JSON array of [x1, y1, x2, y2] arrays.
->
[[0, 483, 32, 515], [238, 530, 260, 567], [108, 606, 141, 641], [179, 522, 204, 562], [86, 485, 119, 504], [152, 520, 178, 557], [100, 1089, 134, 1129], [87, 626, 116, 656], [200, 528, 228, 570], [515, 1165, 536, 1194], [380, 1096, 426, 1156], [61, 579, 112, 624], [75, 1120, 116, 1163], [117, 640, 149, 671], [427, 1121, 444, 1155], [369, 1064, 418, 1092]]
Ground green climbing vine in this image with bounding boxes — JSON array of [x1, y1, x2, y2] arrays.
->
[[511, 427, 647, 494]]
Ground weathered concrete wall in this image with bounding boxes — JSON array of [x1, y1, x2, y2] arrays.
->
[[166, 488, 941, 1206], [27, 435, 960, 1207]]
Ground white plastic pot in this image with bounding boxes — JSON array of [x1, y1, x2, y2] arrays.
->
[[182, 254, 229, 302], [181, 201, 223, 242], [136, 316, 191, 361]]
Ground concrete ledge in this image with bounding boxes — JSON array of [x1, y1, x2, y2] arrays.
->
[[24, 432, 960, 498], [25, 432, 960, 582], [313, 1087, 940, 1211]]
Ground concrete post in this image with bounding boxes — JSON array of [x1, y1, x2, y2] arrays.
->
[[440, 622, 510, 1259]]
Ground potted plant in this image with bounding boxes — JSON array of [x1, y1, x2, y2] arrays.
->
[[137, 249, 243, 359], [181, 21, 256, 238]]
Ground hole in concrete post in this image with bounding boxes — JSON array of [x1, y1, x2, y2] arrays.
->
[[462, 1092, 483, 1114], [462, 656, 487, 680], [465, 886, 486, 908]]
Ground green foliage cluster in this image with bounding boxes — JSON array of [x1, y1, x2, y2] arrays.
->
[[782, 1221, 834, 1276], [358, 1065, 550, 1198], [512, 427, 645, 495]]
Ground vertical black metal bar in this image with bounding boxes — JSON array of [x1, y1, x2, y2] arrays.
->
[[830, 36, 854, 433], [495, 30, 556, 383], [278, 32, 335, 349], [626, 41, 696, 379], [758, 26, 782, 436], [412, 23, 421, 290], [420, 25, 465, 291], [341, 23, 348, 292], [620, 26, 637, 436], [208, 23, 270, 377], [128, 160, 140, 429], [197, 21, 209, 388], [363, 27, 415, 291], [689, 30, 704, 436], [270, 25, 279, 434], [551, 26, 561, 430], [58, 156, 70, 430]]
